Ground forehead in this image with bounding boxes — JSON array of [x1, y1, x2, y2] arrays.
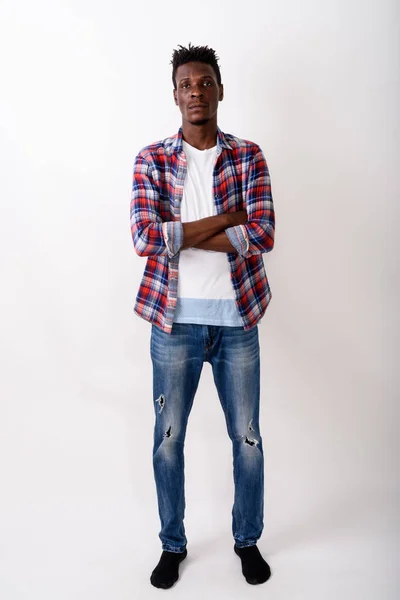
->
[[175, 61, 217, 82]]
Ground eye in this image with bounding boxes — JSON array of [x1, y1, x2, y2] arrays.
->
[[203, 81, 212, 87], [182, 82, 190, 88]]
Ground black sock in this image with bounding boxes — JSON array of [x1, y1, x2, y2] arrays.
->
[[150, 549, 187, 589], [234, 544, 271, 584]]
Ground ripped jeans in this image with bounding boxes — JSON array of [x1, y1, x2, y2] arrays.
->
[[150, 322, 264, 553]]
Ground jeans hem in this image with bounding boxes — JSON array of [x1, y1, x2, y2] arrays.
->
[[162, 544, 187, 553], [234, 540, 258, 548]]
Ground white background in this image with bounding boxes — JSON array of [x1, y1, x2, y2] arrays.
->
[[0, 0, 399, 598]]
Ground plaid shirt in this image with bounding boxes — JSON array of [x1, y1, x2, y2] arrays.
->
[[130, 126, 275, 333]]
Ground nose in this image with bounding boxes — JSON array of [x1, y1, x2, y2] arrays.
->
[[191, 83, 204, 97]]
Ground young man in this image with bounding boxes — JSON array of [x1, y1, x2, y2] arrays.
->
[[130, 43, 275, 589]]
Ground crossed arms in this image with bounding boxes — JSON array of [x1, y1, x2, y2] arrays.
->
[[181, 211, 247, 253], [130, 148, 275, 259]]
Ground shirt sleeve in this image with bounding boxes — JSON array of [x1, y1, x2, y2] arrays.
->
[[225, 147, 275, 258], [130, 153, 183, 258]]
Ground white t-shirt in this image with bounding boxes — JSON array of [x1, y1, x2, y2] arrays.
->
[[173, 139, 243, 326]]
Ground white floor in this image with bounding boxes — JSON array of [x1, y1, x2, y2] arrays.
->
[[0, 493, 397, 600]]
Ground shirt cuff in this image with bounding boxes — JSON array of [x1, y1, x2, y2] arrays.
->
[[225, 224, 250, 257], [162, 221, 184, 258]]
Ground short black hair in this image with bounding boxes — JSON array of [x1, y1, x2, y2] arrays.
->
[[171, 43, 222, 89]]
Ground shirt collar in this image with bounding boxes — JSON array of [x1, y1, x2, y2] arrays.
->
[[167, 125, 233, 155]]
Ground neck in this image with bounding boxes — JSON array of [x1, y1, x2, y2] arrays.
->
[[181, 118, 218, 150]]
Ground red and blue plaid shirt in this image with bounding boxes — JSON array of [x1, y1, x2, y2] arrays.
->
[[130, 126, 275, 333]]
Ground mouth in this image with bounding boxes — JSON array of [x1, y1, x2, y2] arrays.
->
[[188, 104, 208, 110]]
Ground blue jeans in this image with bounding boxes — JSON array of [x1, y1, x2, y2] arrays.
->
[[150, 322, 264, 553]]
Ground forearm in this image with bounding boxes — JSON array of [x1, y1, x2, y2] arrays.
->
[[193, 231, 237, 253], [181, 214, 229, 250]]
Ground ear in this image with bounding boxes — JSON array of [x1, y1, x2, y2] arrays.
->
[[219, 83, 224, 102], [173, 89, 178, 106]]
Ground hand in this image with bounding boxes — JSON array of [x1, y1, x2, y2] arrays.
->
[[227, 209, 248, 227]]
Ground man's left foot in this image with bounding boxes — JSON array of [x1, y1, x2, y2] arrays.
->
[[234, 544, 271, 584]]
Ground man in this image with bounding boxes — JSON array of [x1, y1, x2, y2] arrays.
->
[[130, 43, 275, 589]]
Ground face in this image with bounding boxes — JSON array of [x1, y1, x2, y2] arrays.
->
[[173, 61, 224, 126]]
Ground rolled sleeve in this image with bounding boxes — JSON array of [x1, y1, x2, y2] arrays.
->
[[225, 224, 250, 256], [162, 221, 184, 258]]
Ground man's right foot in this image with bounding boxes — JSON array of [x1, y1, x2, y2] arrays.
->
[[150, 549, 187, 589]]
